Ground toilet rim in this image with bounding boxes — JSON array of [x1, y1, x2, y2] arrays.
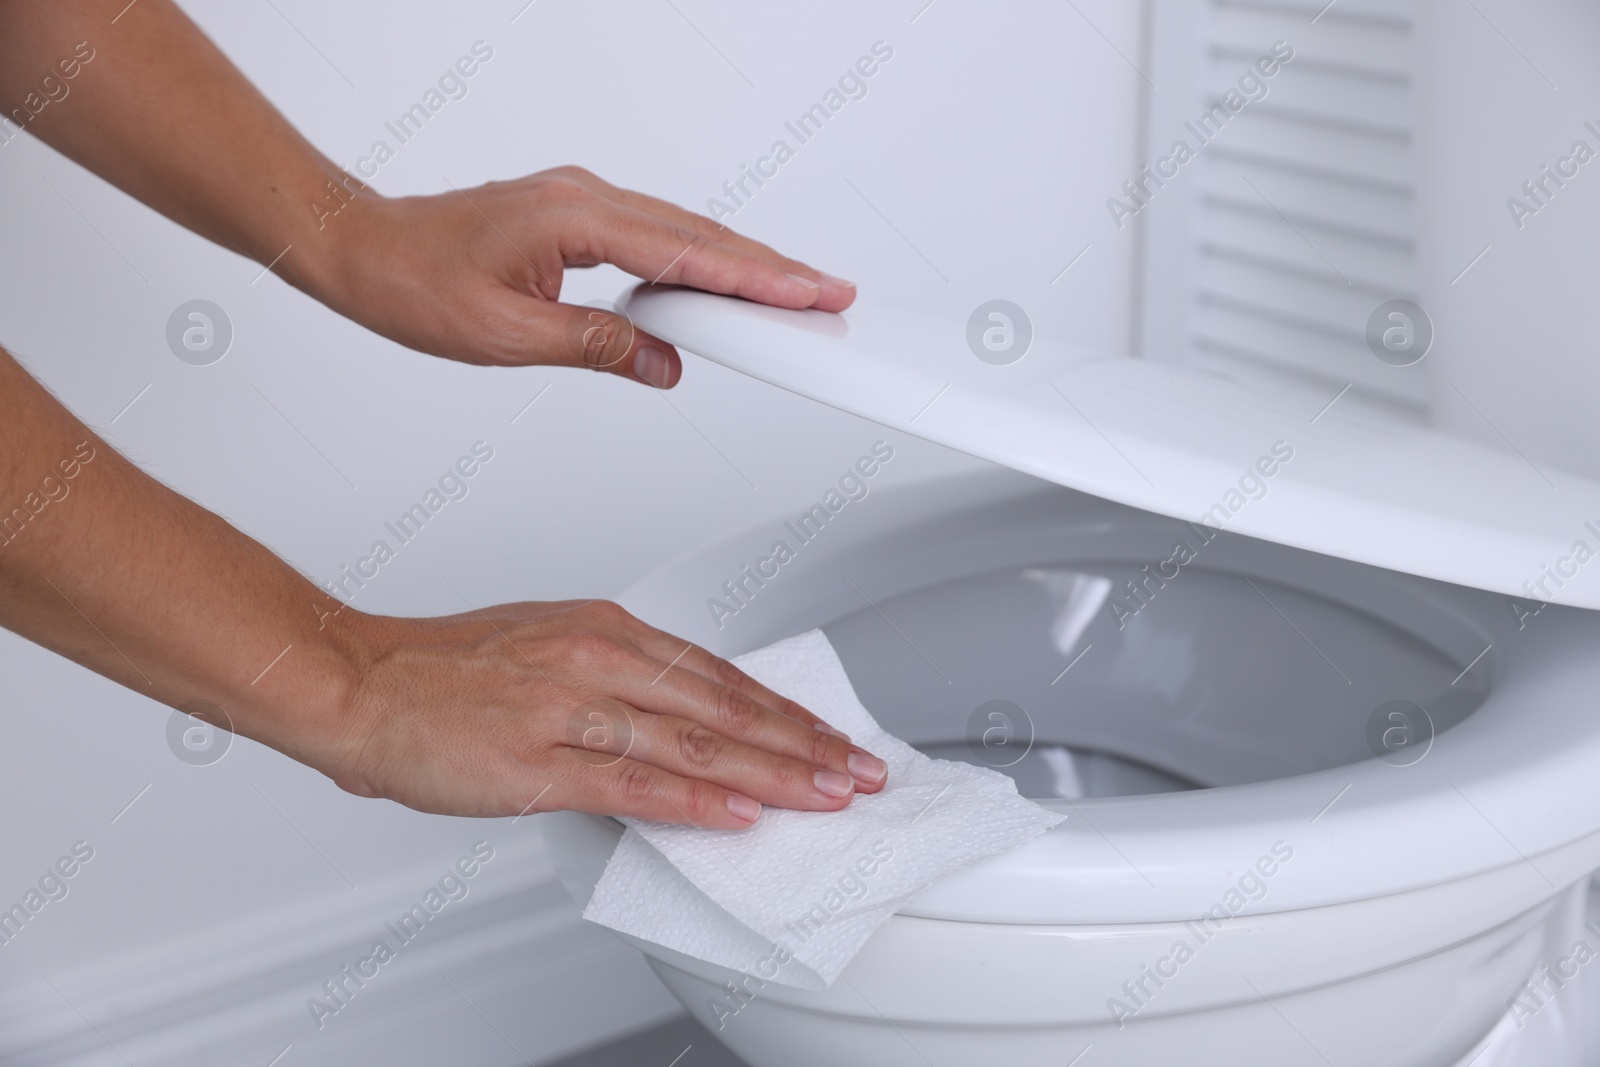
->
[[616, 467, 1600, 926]]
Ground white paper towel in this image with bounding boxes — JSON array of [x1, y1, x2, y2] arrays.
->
[[582, 629, 1065, 990]]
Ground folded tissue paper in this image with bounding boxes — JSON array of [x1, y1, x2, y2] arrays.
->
[[582, 629, 1066, 990]]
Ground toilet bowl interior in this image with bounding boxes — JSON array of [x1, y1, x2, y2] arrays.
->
[[824, 544, 1490, 799]]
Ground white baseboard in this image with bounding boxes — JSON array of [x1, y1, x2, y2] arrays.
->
[[0, 835, 682, 1067]]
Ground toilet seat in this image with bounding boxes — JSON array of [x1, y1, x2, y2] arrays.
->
[[609, 465, 1600, 927]]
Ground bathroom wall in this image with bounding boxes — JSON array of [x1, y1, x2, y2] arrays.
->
[[1140, 0, 1434, 415], [1132, 0, 1600, 488], [1414, 0, 1600, 481], [0, 1, 1144, 1063]]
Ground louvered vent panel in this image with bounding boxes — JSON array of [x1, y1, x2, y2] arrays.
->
[[1188, 0, 1423, 407]]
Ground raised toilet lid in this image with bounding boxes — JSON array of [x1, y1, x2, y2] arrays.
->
[[620, 284, 1600, 612], [612, 284, 1600, 924]]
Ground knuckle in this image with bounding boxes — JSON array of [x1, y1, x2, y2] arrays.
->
[[592, 319, 634, 371], [706, 654, 746, 689], [541, 176, 591, 205], [582, 599, 629, 624], [778, 695, 811, 721], [683, 778, 722, 822], [657, 231, 706, 281], [562, 629, 617, 667], [773, 757, 815, 796], [615, 761, 658, 804], [566, 699, 630, 755], [715, 687, 760, 737], [809, 729, 837, 768], [678, 724, 722, 771], [570, 310, 610, 371]]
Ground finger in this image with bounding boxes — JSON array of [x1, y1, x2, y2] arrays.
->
[[560, 601, 885, 788], [551, 748, 763, 828], [562, 169, 789, 263], [628, 629, 848, 739], [575, 202, 834, 311], [575, 702, 857, 812], [484, 291, 683, 388], [613, 646, 889, 793], [579, 180, 855, 312]]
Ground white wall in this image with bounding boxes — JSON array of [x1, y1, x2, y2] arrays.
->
[[1415, 0, 1600, 480], [0, 1, 1143, 1063]]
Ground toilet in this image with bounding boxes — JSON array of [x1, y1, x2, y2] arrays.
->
[[544, 285, 1600, 1066]]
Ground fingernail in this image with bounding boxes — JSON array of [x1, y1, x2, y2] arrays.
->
[[634, 346, 671, 389], [847, 751, 887, 784], [815, 723, 852, 741], [814, 769, 854, 798], [821, 273, 855, 289], [727, 793, 761, 822], [786, 272, 821, 291]]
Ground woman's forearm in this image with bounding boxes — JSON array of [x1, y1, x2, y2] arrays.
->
[[0, 0, 360, 296], [0, 347, 369, 767]]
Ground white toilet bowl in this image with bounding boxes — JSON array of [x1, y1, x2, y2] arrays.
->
[[544, 282, 1600, 1066], [546, 468, 1600, 1067]]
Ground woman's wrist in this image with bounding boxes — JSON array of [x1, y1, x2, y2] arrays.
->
[[223, 593, 386, 774], [265, 173, 395, 312]]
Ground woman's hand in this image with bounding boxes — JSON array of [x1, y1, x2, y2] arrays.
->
[[1, 344, 887, 831], [324, 600, 888, 827], [312, 166, 857, 389], [3, 4, 852, 387]]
